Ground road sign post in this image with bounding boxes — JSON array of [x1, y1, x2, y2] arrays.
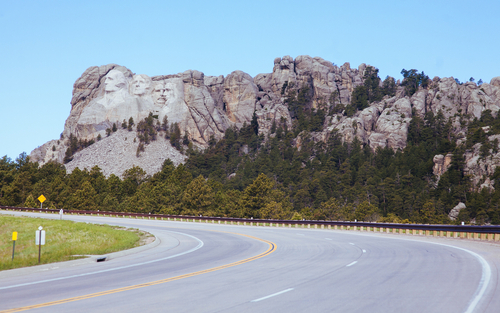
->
[[38, 195, 46, 209], [12, 231, 17, 261], [36, 226, 45, 263]]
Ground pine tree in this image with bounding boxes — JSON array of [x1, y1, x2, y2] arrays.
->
[[128, 117, 134, 131], [182, 175, 214, 214], [241, 173, 274, 218], [69, 181, 97, 211], [24, 194, 37, 208]]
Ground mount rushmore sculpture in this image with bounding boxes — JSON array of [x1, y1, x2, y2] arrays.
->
[[30, 56, 500, 183]]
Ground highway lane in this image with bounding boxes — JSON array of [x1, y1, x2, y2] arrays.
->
[[1, 211, 499, 312]]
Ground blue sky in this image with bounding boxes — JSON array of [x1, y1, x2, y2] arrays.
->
[[1, 0, 499, 160]]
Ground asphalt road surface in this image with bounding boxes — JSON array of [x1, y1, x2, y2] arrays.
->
[[1, 211, 499, 313]]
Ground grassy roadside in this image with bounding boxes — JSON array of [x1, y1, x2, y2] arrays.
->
[[0, 215, 149, 271]]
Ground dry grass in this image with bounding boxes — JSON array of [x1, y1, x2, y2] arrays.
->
[[0, 215, 141, 271]]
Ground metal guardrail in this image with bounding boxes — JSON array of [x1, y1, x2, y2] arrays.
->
[[1, 205, 500, 241]]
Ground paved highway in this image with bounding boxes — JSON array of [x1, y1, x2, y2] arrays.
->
[[1, 211, 499, 312]]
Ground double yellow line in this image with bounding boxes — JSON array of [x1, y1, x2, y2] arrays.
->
[[2, 232, 276, 312]]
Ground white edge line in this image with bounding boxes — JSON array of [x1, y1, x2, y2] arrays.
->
[[435, 243, 491, 313], [0, 231, 204, 290], [346, 261, 358, 267], [345, 233, 491, 313], [251, 288, 294, 302]]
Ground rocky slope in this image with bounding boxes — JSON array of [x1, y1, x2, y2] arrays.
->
[[64, 129, 186, 178], [31, 56, 500, 184]]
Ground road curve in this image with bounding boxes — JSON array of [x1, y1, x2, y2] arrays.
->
[[1, 211, 499, 313]]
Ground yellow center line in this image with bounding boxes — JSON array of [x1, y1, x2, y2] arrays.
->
[[1, 232, 276, 313]]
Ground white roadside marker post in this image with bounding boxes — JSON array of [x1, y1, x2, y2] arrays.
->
[[36, 226, 45, 264]]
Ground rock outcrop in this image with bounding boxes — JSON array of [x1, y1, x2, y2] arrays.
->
[[433, 154, 453, 177], [463, 134, 500, 190], [30, 56, 500, 182], [449, 202, 466, 221]]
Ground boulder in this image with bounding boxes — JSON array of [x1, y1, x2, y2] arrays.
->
[[448, 202, 466, 221]]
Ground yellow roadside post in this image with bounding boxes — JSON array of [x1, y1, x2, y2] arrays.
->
[[12, 231, 18, 260]]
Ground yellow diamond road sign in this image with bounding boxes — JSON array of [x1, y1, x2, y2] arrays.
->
[[38, 195, 46, 203]]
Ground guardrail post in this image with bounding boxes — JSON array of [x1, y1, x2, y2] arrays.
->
[[495, 233, 500, 241], [480, 233, 486, 240]]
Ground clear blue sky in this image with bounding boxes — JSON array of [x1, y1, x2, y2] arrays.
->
[[1, 0, 499, 160]]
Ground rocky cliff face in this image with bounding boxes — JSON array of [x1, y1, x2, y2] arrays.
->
[[31, 56, 500, 184]]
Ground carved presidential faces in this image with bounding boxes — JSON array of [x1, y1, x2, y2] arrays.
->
[[104, 70, 127, 92], [164, 82, 176, 100], [130, 74, 152, 96], [152, 81, 167, 105]]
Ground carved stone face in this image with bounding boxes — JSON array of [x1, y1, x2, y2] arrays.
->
[[164, 82, 175, 99], [104, 70, 127, 92], [152, 82, 167, 105], [131, 74, 151, 96]]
